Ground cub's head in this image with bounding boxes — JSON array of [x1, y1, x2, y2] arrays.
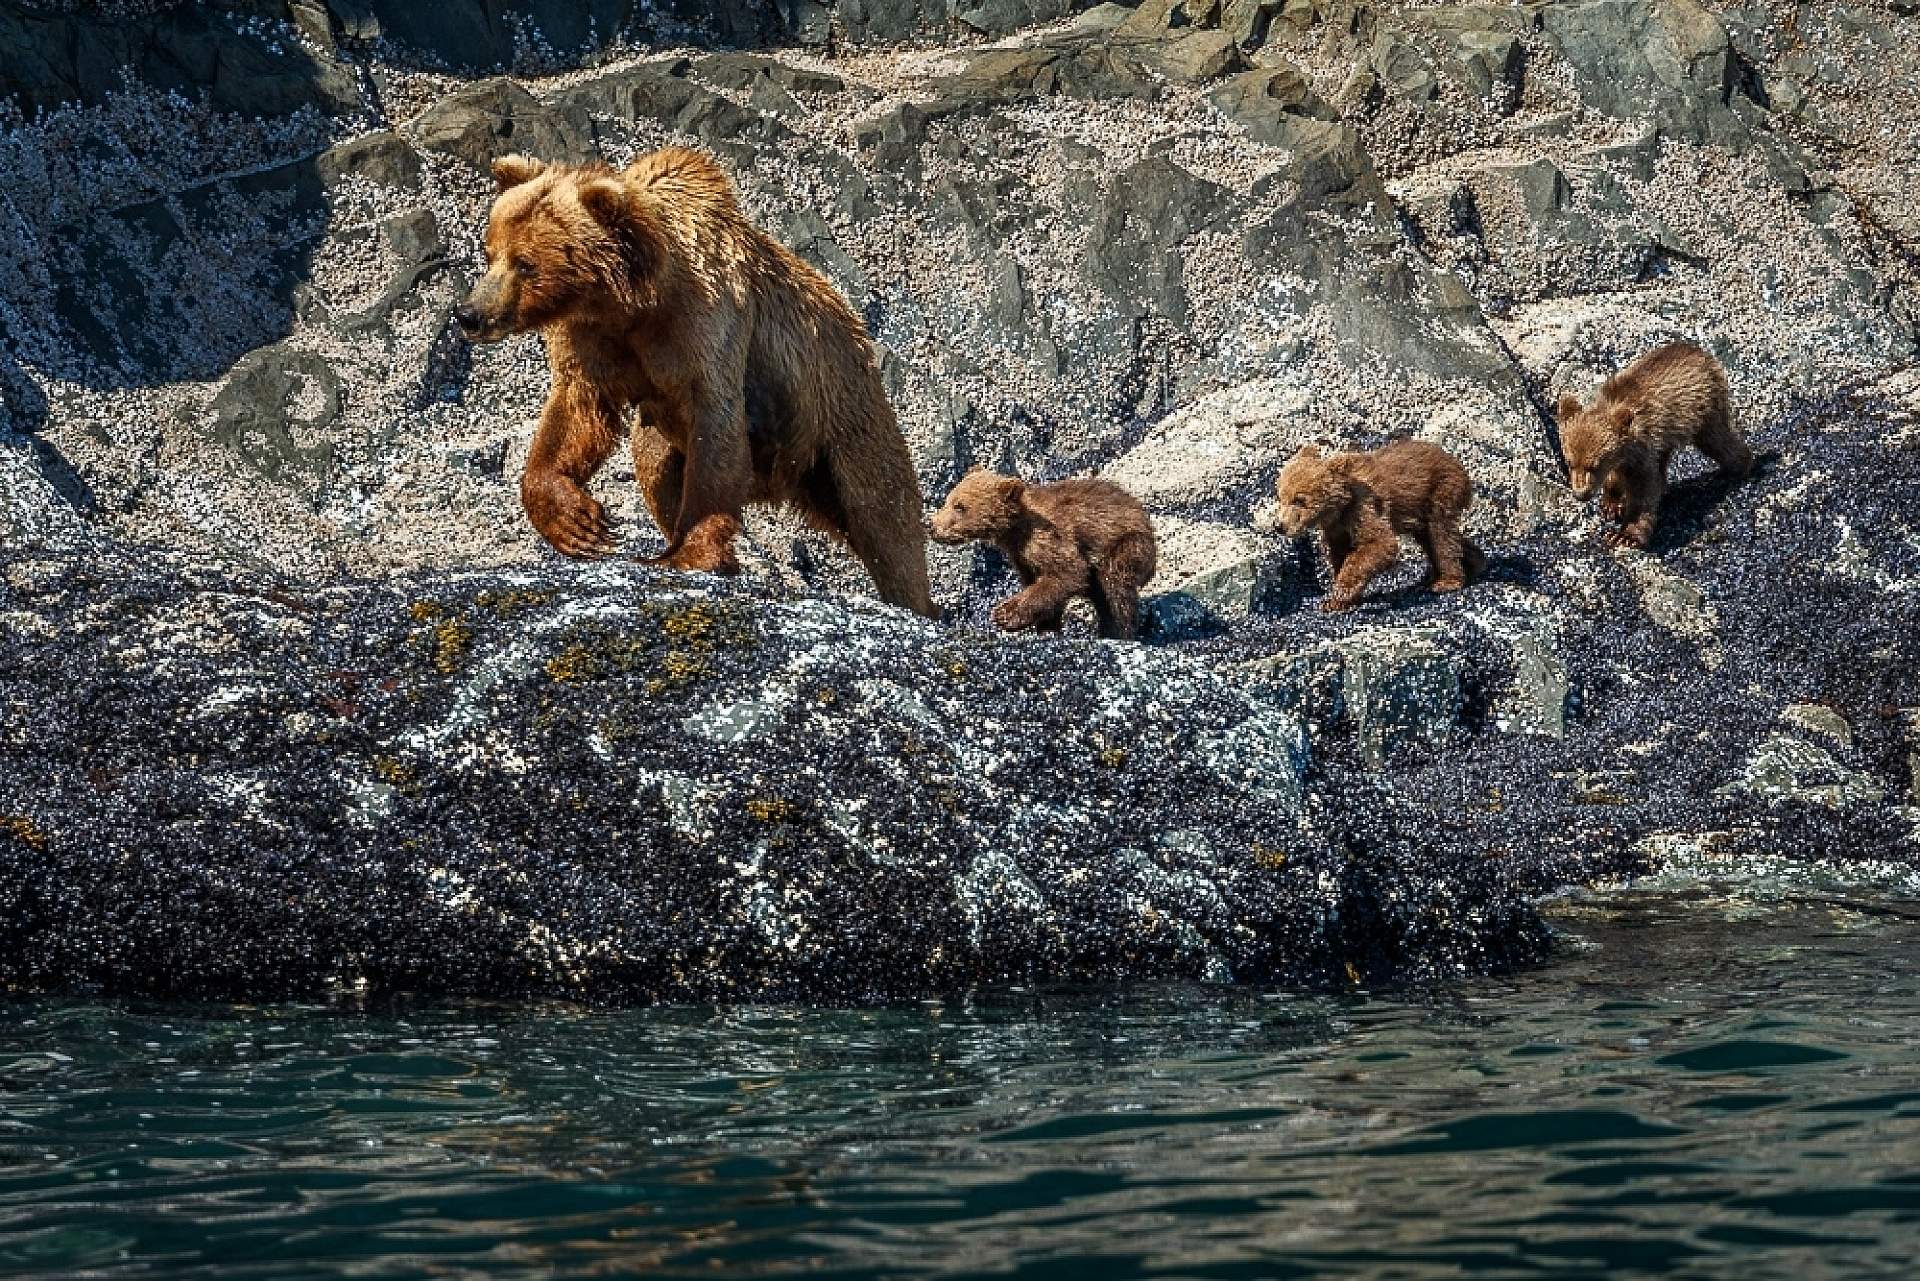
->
[[1273, 444, 1356, 537], [1555, 394, 1632, 499], [930, 470, 1026, 544], [455, 155, 662, 342]]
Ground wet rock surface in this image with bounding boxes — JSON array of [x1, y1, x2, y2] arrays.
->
[[0, 553, 1545, 1001], [2, 0, 1919, 1001]]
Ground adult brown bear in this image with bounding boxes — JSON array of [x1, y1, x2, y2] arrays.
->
[[456, 147, 935, 617]]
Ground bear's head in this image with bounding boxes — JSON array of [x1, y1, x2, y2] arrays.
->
[[1555, 394, 1632, 499], [930, 470, 1026, 544], [1273, 444, 1358, 537], [455, 155, 663, 342]]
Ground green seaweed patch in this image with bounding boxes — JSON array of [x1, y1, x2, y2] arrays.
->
[[0, 814, 49, 851]]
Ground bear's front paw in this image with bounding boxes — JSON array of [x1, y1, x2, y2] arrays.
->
[[1321, 593, 1357, 613], [1430, 576, 1466, 594], [1603, 526, 1648, 550], [991, 599, 1033, 632], [530, 491, 619, 559]]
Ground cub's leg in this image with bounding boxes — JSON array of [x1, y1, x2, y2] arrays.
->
[[1601, 457, 1665, 549], [1324, 505, 1399, 612], [1695, 404, 1754, 480], [992, 579, 1077, 634], [1422, 517, 1470, 593], [1091, 532, 1156, 640]]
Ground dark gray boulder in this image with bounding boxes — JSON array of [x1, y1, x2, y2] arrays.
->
[[408, 77, 596, 169]]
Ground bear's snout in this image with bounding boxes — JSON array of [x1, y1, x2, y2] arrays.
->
[[455, 274, 518, 342]]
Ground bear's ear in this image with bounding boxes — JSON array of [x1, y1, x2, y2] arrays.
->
[[576, 177, 630, 229], [492, 154, 547, 192], [1611, 405, 1635, 431], [1555, 394, 1582, 421], [1293, 442, 1321, 461]]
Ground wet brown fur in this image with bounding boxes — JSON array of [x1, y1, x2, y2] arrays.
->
[[930, 471, 1158, 640], [1275, 439, 1484, 612], [461, 147, 934, 616], [1556, 342, 1751, 550]]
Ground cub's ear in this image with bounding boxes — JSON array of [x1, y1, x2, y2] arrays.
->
[[1555, 394, 1582, 421], [1293, 442, 1322, 460], [576, 177, 630, 228], [491, 154, 547, 192]]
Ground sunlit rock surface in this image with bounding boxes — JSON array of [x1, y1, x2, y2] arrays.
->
[[2, 0, 1919, 1000]]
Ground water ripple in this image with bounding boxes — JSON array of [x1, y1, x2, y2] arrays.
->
[[1, 890, 1918, 1278]]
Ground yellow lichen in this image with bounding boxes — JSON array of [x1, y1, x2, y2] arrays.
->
[[474, 588, 554, 616], [372, 756, 414, 787], [0, 814, 48, 851], [429, 617, 472, 674], [745, 797, 798, 823], [1253, 842, 1288, 870], [544, 643, 597, 684], [1098, 746, 1129, 769]]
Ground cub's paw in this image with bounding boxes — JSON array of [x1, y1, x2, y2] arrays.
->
[[990, 598, 1034, 632], [1430, 576, 1466, 594], [1602, 526, 1649, 550], [1321, 593, 1358, 614], [651, 545, 741, 576]]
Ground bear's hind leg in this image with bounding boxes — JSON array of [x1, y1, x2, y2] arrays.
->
[[1696, 406, 1753, 480], [820, 453, 936, 619], [1422, 516, 1469, 593], [1092, 533, 1155, 640]]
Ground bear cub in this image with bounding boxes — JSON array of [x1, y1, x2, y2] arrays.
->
[[1273, 438, 1484, 612], [931, 471, 1158, 641], [1557, 342, 1751, 549]]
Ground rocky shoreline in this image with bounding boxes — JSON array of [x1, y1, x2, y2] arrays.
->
[[3, 0, 1918, 1000]]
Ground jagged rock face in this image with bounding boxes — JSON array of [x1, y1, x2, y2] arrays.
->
[[0, 553, 1546, 1000], [2, 2, 1919, 1000]]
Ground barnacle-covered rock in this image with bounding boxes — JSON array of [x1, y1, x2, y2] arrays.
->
[[0, 551, 1549, 1002]]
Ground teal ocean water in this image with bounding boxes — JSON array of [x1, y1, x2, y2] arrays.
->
[[3, 888, 1918, 1279]]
